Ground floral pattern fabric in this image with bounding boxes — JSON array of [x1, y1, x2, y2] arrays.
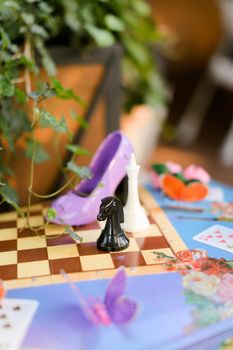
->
[[153, 249, 233, 328]]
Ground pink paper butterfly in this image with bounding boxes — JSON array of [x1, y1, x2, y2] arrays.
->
[[62, 268, 137, 326]]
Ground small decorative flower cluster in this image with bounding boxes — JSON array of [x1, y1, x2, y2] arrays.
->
[[154, 249, 233, 327], [151, 162, 210, 201], [212, 202, 233, 217]]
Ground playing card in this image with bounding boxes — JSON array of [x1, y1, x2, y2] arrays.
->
[[193, 225, 233, 253], [0, 298, 38, 350]]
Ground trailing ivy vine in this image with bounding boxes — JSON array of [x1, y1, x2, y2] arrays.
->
[[0, 0, 165, 227]]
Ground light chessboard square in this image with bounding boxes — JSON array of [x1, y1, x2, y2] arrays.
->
[[17, 236, 47, 250], [18, 260, 50, 278], [0, 228, 17, 241], [132, 224, 161, 238], [80, 254, 114, 271], [0, 251, 17, 266], [48, 244, 79, 260]]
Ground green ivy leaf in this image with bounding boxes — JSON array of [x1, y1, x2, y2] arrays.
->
[[132, 0, 150, 16], [31, 24, 48, 38], [60, 115, 70, 137], [65, 144, 91, 156], [0, 100, 30, 150], [47, 207, 57, 220], [0, 77, 15, 97], [73, 114, 89, 129], [25, 139, 49, 164], [2, 1, 20, 11], [66, 161, 92, 179], [0, 183, 24, 216], [21, 13, 35, 26], [51, 79, 84, 106], [38, 2, 53, 15], [85, 25, 115, 47], [104, 15, 125, 32], [0, 29, 11, 50], [37, 109, 69, 135], [63, 0, 80, 32], [34, 37, 56, 76], [15, 87, 27, 104], [29, 85, 56, 102], [152, 163, 169, 175]]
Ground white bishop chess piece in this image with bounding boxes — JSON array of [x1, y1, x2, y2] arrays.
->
[[123, 153, 150, 232]]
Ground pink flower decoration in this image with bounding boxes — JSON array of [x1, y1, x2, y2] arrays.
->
[[151, 171, 161, 189], [165, 161, 182, 174], [183, 165, 210, 184], [217, 273, 233, 302]]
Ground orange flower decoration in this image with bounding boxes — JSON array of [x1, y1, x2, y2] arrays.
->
[[176, 249, 208, 262], [176, 250, 195, 262], [161, 174, 208, 202]]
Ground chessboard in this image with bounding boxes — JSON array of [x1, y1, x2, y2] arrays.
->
[[0, 188, 187, 289]]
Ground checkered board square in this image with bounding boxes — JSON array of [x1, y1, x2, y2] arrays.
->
[[0, 188, 187, 289]]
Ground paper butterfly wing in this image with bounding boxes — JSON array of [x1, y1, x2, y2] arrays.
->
[[107, 297, 137, 324], [104, 268, 126, 308], [104, 268, 137, 324], [77, 296, 102, 325]]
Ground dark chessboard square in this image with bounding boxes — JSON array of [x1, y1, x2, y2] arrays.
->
[[18, 248, 48, 263], [77, 221, 100, 231], [22, 210, 42, 217], [112, 251, 146, 268], [78, 242, 107, 256], [18, 228, 44, 238], [50, 257, 82, 274], [47, 235, 74, 246], [0, 240, 17, 252], [0, 265, 17, 280], [0, 221, 16, 229], [136, 236, 169, 250]]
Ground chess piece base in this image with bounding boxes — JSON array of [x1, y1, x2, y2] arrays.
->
[[97, 230, 129, 252]]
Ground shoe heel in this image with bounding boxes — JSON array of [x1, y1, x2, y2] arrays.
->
[[115, 175, 128, 206]]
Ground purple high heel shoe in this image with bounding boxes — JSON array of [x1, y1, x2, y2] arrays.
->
[[51, 131, 133, 226]]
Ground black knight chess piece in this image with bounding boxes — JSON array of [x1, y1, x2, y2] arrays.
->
[[97, 196, 129, 252]]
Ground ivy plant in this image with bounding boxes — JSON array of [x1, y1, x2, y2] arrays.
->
[[0, 0, 165, 216]]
